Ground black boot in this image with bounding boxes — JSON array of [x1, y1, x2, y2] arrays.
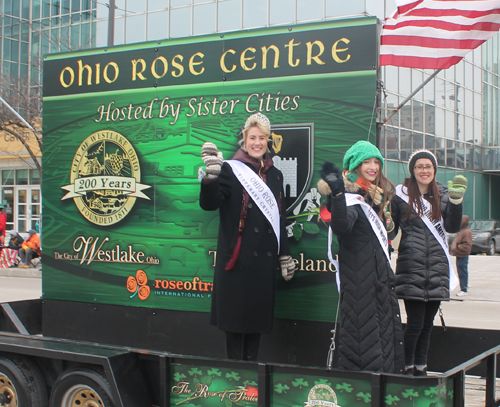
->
[[414, 367, 427, 377], [404, 366, 414, 376]]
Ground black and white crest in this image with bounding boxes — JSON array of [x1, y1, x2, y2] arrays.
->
[[268, 123, 314, 213]]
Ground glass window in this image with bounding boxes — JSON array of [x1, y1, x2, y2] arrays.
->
[[400, 130, 411, 161], [435, 137, 446, 166], [31, 189, 40, 204], [171, 0, 191, 6], [114, 16, 125, 45], [114, 0, 125, 16], [95, 20, 108, 47], [70, 24, 80, 48], [457, 114, 464, 141], [270, 0, 294, 25], [473, 119, 482, 145], [22, 0, 30, 19], [170, 7, 191, 38], [399, 68, 411, 96], [383, 92, 400, 127], [42, 0, 51, 17], [218, 0, 242, 32], [2, 171, 14, 186], [412, 132, 424, 150], [298, 0, 322, 21], [327, 0, 364, 17], [464, 89, 473, 116], [128, 1, 146, 12], [72, 0, 81, 12], [456, 141, 465, 168], [18, 190, 27, 204], [125, 14, 146, 43], [62, 0, 71, 13], [424, 103, 435, 134], [446, 139, 456, 167], [413, 101, 424, 132], [147, 11, 168, 40], [96, 1, 108, 18], [16, 169, 29, 185], [385, 126, 399, 159], [82, 0, 91, 10], [148, 0, 168, 11], [445, 110, 456, 139], [194, 4, 215, 35], [473, 66, 482, 92], [473, 92, 482, 119], [435, 78, 445, 107], [425, 134, 436, 152], [30, 169, 41, 185], [243, 0, 267, 28], [411, 69, 423, 100], [435, 107, 445, 137], [384, 66, 398, 94], [33, 0, 41, 19], [13, 0, 21, 17], [456, 84, 464, 113]]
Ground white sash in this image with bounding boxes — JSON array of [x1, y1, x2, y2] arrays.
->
[[225, 160, 280, 253], [395, 184, 459, 291], [327, 193, 390, 292]]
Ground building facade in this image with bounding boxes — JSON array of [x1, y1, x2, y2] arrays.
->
[[1, 0, 499, 234]]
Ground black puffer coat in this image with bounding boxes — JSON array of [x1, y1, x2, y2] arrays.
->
[[329, 181, 404, 374], [200, 150, 290, 334], [392, 182, 462, 301]]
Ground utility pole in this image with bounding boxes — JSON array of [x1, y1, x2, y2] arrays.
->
[[107, 0, 116, 47]]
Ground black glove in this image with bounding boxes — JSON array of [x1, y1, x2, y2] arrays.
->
[[320, 161, 344, 196]]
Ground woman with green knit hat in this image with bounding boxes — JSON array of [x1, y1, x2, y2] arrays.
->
[[318, 140, 404, 374]]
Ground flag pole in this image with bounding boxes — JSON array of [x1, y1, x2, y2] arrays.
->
[[382, 69, 442, 123]]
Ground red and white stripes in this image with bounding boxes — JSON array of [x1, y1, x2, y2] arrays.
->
[[380, 0, 500, 69]]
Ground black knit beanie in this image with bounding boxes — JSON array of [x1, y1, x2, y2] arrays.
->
[[408, 149, 437, 175]]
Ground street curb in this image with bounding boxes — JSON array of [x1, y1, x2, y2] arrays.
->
[[0, 267, 41, 278]]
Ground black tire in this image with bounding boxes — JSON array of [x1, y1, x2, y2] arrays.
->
[[488, 240, 496, 256], [49, 366, 114, 407], [0, 354, 48, 407]]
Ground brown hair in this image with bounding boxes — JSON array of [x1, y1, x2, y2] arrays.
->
[[402, 175, 441, 221]]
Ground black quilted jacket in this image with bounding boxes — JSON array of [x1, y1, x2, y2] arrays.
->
[[329, 181, 404, 374], [392, 182, 462, 301]]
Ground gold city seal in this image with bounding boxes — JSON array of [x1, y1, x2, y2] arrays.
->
[[61, 130, 150, 226], [304, 384, 340, 407]]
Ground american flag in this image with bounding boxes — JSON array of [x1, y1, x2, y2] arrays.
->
[[380, 0, 500, 69]]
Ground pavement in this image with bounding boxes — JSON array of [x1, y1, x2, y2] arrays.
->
[[0, 254, 499, 330]]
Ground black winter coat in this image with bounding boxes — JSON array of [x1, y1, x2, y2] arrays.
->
[[392, 182, 462, 301], [329, 181, 404, 374], [199, 151, 290, 334]]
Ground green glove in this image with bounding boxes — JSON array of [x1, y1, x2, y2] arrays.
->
[[448, 175, 467, 204], [385, 211, 395, 233]]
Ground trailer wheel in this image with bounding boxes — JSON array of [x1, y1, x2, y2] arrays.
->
[[49, 367, 114, 407], [0, 354, 48, 407]]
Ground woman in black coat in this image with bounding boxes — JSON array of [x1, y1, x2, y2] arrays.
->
[[318, 140, 404, 374], [199, 112, 295, 361], [391, 149, 466, 376]]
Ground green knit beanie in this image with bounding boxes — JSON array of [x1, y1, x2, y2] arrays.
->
[[343, 140, 384, 172]]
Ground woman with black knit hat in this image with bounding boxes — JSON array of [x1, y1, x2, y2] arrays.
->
[[199, 112, 295, 361], [318, 140, 404, 374], [391, 149, 466, 376]]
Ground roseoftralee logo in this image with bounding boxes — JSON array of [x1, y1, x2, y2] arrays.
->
[[127, 269, 151, 300]]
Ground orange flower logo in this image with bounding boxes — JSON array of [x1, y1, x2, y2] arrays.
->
[[126, 270, 150, 300]]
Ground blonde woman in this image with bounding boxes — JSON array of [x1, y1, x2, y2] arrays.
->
[[199, 113, 295, 361]]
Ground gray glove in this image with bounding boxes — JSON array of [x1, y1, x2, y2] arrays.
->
[[201, 142, 223, 179], [279, 255, 296, 281]]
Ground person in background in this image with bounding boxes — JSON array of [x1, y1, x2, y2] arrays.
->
[[0, 230, 23, 268], [199, 112, 295, 361], [451, 215, 472, 297], [0, 205, 7, 246], [18, 229, 41, 268], [318, 140, 404, 374], [7, 230, 24, 251], [391, 149, 465, 376]]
